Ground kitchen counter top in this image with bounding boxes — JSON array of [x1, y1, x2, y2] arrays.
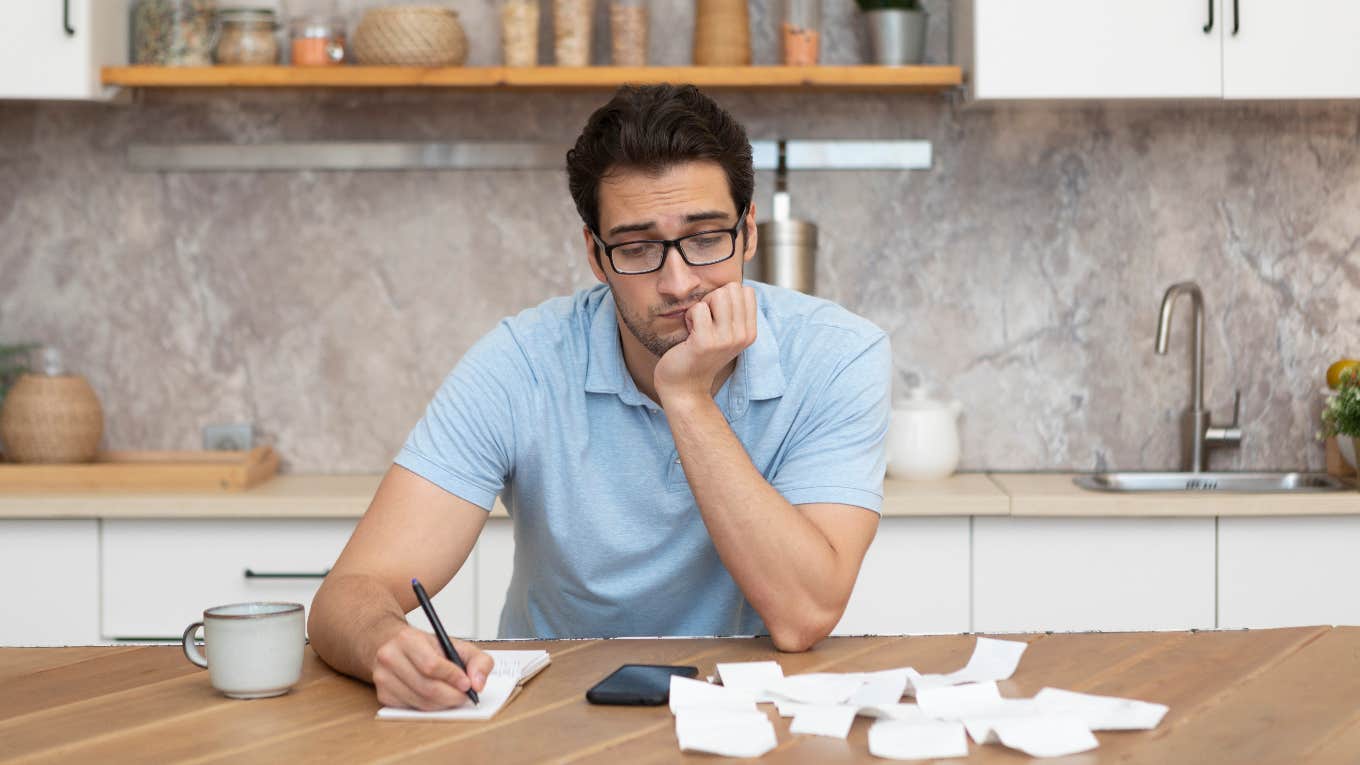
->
[[993, 472, 1360, 517], [0, 472, 1354, 520]]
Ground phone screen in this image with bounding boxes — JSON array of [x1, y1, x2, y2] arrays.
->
[[585, 664, 699, 706]]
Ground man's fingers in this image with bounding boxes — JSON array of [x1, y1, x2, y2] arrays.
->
[[687, 301, 714, 339], [378, 640, 467, 710], [460, 642, 495, 691]]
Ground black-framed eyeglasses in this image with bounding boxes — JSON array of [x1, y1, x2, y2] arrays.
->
[[592, 208, 748, 276]]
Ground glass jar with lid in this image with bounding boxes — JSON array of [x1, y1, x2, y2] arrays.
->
[[553, 0, 593, 66], [609, 0, 647, 66], [215, 8, 280, 65], [781, 0, 820, 66], [289, 16, 347, 66], [130, 0, 218, 66], [499, 0, 540, 66]]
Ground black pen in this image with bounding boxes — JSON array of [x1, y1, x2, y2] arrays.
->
[[411, 577, 479, 705]]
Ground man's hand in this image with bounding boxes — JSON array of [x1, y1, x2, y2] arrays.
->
[[654, 282, 758, 404], [371, 624, 495, 711]]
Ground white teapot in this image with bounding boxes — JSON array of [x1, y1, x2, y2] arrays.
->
[[886, 388, 963, 480]]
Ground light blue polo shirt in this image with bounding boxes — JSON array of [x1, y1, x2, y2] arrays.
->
[[395, 280, 891, 640]]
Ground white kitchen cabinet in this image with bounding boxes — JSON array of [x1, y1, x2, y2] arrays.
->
[[0, 0, 128, 100], [1218, 516, 1360, 629], [1221, 0, 1360, 98], [972, 517, 1215, 632], [957, 0, 1360, 100], [101, 519, 476, 640], [957, 0, 1222, 99], [475, 519, 515, 640], [0, 520, 102, 646], [833, 517, 971, 636]]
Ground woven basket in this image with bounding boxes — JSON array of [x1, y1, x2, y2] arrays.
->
[[353, 6, 469, 66], [0, 374, 104, 464]]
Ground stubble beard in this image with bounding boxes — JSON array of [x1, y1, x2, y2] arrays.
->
[[616, 289, 709, 359]]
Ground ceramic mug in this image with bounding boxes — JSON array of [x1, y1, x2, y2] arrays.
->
[[182, 602, 305, 699]]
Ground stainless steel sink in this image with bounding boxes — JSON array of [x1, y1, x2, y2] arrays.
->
[[1074, 472, 1354, 493]]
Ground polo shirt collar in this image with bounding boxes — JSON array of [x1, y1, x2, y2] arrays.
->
[[584, 286, 787, 413]]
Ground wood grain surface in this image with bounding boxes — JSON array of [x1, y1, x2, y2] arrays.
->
[[2, 628, 1357, 763], [99, 65, 963, 91]]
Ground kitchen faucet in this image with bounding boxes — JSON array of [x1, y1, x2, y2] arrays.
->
[[1155, 282, 1243, 472]]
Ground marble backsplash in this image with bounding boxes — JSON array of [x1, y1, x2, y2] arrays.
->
[[1, 1, 1358, 473]]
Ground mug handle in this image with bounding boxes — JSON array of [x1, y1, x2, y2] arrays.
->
[[182, 621, 208, 668]]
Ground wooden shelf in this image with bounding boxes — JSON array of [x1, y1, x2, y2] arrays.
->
[[100, 64, 962, 91]]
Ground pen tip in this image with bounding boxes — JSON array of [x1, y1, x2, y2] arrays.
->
[[411, 578, 419, 585]]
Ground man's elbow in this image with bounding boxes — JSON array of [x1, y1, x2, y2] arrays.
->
[[768, 608, 842, 653]]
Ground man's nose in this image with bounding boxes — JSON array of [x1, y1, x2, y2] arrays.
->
[[656, 244, 701, 297]]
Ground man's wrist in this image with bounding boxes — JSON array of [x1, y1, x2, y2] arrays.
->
[[657, 386, 716, 414]]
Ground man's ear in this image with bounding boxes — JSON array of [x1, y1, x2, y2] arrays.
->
[[584, 225, 608, 284], [742, 201, 758, 264]]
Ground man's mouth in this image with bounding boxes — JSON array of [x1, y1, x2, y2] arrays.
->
[[657, 305, 694, 320]]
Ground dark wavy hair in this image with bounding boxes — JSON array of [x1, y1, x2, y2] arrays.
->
[[566, 84, 754, 247]]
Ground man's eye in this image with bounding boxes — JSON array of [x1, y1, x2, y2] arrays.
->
[[616, 245, 651, 258], [690, 236, 724, 248]]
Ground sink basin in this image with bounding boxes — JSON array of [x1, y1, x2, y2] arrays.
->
[[1074, 472, 1354, 493]]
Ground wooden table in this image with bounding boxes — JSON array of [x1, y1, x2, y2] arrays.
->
[[3, 627, 1358, 763]]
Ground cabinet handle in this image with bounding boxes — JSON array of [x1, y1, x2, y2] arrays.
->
[[243, 568, 331, 579], [1202, 0, 1214, 33], [1232, 0, 1240, 35], [63, 0, 75, 36]]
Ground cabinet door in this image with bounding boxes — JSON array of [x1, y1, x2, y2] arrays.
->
[[102, 519, 479, 640], [1219, 517, 1360, 628], [973, 517, 1215, 632], [966, 0, 1222, 99], [0, 1, 128, 100], [475, 519, 514, 640], [0, 520, 101, 646], [1222, 0, 1360, 98], [832, 518, 971, 636]]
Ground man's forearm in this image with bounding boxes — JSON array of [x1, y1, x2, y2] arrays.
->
[[308, 573, 410, 682], [663, 394, 849, 651]]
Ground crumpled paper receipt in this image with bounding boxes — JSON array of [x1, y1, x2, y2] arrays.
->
[[665, 636, 1168, 760]]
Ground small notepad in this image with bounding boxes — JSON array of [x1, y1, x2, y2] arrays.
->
[[376, 649, 551, 721]]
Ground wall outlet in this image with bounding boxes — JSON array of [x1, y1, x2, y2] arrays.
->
[[203, 423, 254, 451]]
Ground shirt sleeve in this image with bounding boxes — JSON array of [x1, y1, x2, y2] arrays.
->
[[394, 323, 525, 511], [769, 332, 892, 513]]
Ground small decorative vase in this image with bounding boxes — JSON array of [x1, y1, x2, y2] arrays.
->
[[1339, 436, 1357, 473], [0, 349, 104, 464], [864, 8, 927, 66]]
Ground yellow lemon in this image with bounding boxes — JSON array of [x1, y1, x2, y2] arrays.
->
[[1327, 359, 1360, 389]]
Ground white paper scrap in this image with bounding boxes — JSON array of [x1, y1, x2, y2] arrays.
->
[[916, 682, 1003, 721], [775, 700, 817, 718], [993, 715, 1098, 758], [716, 661, 785, 702], [846, 668, 911, 707], [959, 699, 1044, 744], [790, 705, 857, 739], [867, 719, 969, 760], [907, 638, 1028, 694], [675, 711, 778, 758], [862, 703, 931, 722], [668, 675, 757, 714], [766, 673, 867, 705], [1035, 687, 1169, 731]]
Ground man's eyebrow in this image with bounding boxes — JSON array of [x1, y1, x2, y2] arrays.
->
[[606, 210, 733, 237]]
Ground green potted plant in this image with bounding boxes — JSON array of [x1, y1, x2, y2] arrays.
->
[[1322, 366, 1360, 475], [855, 0, 927, 66]]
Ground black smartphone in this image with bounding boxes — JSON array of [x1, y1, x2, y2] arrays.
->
[[585, 663, 700, 706]]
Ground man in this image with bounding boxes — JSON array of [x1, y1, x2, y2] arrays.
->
[[309, 84, 891, 711]]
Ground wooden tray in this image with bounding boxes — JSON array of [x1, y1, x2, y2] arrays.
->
[[0, 446, 279, 492]]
